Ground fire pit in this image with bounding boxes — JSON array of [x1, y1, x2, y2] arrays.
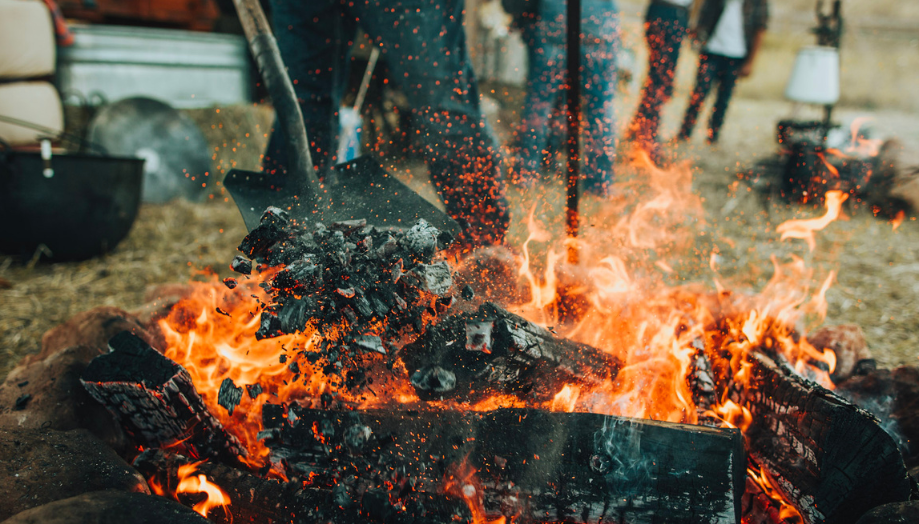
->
[[0, 157, 913, 524]]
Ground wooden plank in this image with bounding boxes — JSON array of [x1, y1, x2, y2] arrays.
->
[[262, 406, 745, 524]]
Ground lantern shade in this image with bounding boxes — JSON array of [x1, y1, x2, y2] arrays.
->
[[784, 45, 840, 105]]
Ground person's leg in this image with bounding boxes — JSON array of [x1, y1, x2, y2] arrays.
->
[[627, 3, 688, 146], [580, 37, 618, 195], [677, 52, 716, 140], [707, 55, 742, 143], [355, 0, 509, 248], [516, 35, 564, 185], [263, 0, 346, 175]]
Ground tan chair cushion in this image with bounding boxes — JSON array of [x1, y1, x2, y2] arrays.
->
[[0, 0, 56, 79], [0, 82, 63, 146]]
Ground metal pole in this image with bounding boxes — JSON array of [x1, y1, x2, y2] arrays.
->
[[566, 0, 581, 264]]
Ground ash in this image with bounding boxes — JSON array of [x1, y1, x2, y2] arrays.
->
[[233, 207, 456, 386]]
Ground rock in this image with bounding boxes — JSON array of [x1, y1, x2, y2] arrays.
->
[[0, 346, 127, 453], [36, 307, 160, 365], [0, 428, 149, 521], [0, 490, 209, 524], [807, 324, 872, 384], [854, 501, 919, 524]]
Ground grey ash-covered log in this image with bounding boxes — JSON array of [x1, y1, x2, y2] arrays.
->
[[399, 302, 622, 402], [81, 331, 246, 463], [260, 406, 745, 524], [710, 349, 911, 524]]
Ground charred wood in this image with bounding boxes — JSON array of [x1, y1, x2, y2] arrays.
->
[[81, 331, 246, 463], [134, 448, 464, 524], [261, 406, 745, 524], [399, 302, 622, 402], [721, 351, 911, 524]]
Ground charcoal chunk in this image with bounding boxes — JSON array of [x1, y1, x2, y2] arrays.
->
[[246, 383, 262, 399], [255, 312, 283, 340], [217, 378, 243, 415], [223, 277, 238, 289], [462, 284, 475, 300], [411, 365, 456, 394], [403, 261, 453, 296], [329, 219, 367, 236], [402, 219, 439, 263], [230, 255, 252, 275]]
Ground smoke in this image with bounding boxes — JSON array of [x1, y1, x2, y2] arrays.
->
[[591, 416, 654, 499]]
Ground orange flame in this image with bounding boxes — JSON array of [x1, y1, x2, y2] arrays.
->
[[892, 210, 906, 231], [152, 153, 846, 522], [747, 465, 804, 523], [776, 190, 848, 251], [443, 456, 508, 524], [176, 462, 231, 518]]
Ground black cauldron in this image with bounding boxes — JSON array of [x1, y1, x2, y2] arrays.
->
[[0, 147, 144, 261]]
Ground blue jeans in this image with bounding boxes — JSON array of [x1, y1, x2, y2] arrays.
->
[[516, 0, 620, 195], [678, 52, 742, 143], [263, 0, 509, 248], [628, 2, 688, 145]]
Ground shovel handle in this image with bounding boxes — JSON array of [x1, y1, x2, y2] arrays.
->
[[232, 0, 321, 196]]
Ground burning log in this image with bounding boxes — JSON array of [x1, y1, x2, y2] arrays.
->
[[133, 449, 334, 524], [721, 351, 911, 524], [80, 331, 246, 463], [399, 302, 622, 401], [261, 407, 745, 523]]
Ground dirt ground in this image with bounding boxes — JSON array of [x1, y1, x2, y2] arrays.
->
[[2, 13, 919, 379]]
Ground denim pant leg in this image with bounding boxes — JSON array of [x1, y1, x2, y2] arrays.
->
[[517, 39, 565, 181], [581, 38, 618, 192], [708, 56, 742, 142], [353, 0, 509, 248], [263, 0, 350, 176], [631, 3, 687, 144]]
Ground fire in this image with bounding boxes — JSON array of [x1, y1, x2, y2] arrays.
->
[[746, 465, 804, 523], [776, 190, 847, 252], [156, 272, 417, 470], [443, 456, 508, 524], [151, 150, 849, 521], [175, 462, 231, 518], [847, 117, 883, 157]]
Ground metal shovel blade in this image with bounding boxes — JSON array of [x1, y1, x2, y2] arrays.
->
[[224, 155, 462, 236]]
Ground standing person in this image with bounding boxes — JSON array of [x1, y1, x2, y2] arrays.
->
[[262, 0, 510, 251], [676, 0, 768, 143], [625, 0, 693, 151], [513, 0, 621, 197]]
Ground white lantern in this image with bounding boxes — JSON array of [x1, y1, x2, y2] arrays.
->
[[784, 45, 840, 105]]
